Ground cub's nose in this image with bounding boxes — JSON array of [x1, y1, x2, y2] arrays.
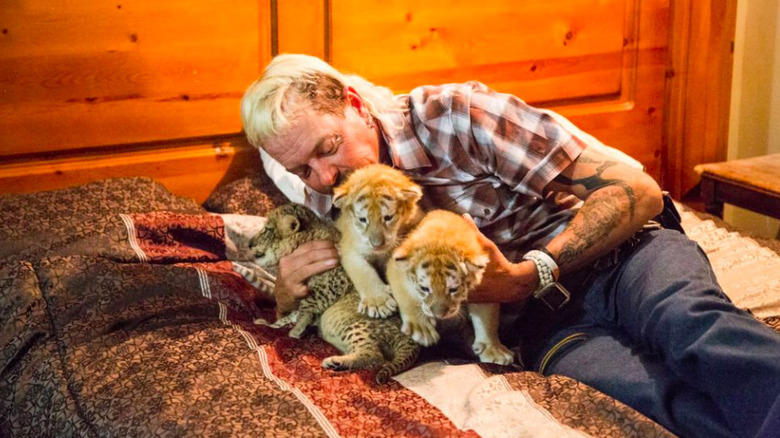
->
[[369, 234, 385, 249], [431, 303, 453, 319]]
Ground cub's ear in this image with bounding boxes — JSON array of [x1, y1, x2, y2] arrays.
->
[[392, 246, 409, 262], [464, 254, 488, 274], [400, 186, 423, 203], [332, 188, 349, 209], [279, 214, 301, 235], [332, 177, 355, 209]]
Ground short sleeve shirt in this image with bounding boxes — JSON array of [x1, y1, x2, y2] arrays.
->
[[308, 81, 588, 262]]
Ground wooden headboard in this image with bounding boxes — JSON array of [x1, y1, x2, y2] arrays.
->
[[0, 1, 735, 203]]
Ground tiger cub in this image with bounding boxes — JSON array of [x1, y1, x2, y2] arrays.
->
[[387, 210, 514, 365], [332, 164, 424, 319], [250, 203, 419, 383]]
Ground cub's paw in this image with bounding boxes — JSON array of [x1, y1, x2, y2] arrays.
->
[[322, 356, 349, 371], [254, 311, 297, 328], [401, 315, 439, 346], [472, 341, 514, 366], [357, 286, 398, 319], [255, 319, 289, 329], [288, 325, 306, 339]]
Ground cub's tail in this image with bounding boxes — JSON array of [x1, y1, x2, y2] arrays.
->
[[375, 336, 420, 384]]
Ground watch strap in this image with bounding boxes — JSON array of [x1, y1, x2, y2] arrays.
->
[[523, 249, 570, 310], [522, 250, 556, 298], [535, 245, 558, 266], [524, 248, 559, 278]]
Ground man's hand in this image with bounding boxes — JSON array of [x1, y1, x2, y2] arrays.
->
[[461, 214, 537, 304], [274, 240, 339, 315]]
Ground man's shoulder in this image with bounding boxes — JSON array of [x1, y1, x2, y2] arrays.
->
[[407, 81, 529, 119], [405, 81, 494, 123], [408, 81, 490, 102]]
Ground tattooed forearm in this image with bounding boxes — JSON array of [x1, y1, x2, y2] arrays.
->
[[554, 160, 637, 219], [557, 189, 623, 267], [608, 181, 636, 218]]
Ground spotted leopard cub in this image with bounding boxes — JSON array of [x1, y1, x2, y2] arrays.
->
[[250, 203, 346, 338], [250, 203, 419, 383]]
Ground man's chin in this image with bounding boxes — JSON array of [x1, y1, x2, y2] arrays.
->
[[309, 187, 333, 196]]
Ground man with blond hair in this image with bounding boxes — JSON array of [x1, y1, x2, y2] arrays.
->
[[241, 53, 780, 438]]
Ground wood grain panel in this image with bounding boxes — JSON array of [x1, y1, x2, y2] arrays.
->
[[0, 0, 271, 156], [278, 0, 668, 182], [0, 0, 734, 203], [559, 0, 668, 181], [665, 0, 737, 198], [0, 136, 260, 204], [327, 0, 627, 104], [277, 0, 327, 58]]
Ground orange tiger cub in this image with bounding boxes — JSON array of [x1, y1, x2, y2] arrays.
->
[[387, 209, 515, 365], [332, 164, 424, 319]]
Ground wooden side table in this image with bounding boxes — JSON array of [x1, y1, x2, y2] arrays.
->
[[694, 153, 780, 219]]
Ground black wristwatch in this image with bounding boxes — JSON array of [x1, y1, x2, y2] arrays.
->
[[535, 282, 571, 311]]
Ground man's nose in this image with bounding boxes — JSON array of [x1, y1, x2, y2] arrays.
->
[[312, 162, 338, 190]]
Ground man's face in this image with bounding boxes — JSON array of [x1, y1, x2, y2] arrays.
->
[[263, 100, 381, 195]]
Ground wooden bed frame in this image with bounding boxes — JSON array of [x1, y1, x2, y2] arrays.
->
[[0, 0, 736, 203]]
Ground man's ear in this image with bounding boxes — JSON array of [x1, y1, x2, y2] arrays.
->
[[344, 85, 366, 115]]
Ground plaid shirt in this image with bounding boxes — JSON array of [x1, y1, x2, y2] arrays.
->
[[308, 81, 587, 262]]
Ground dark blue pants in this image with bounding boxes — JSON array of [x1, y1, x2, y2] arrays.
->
[[520, 229, 780, 438]]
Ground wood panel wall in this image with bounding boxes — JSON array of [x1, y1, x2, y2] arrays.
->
[[0, 0, 271, 202], [0, 0, 268, 155], [665, 0, 738, 198], [280, 0, 668, 181], [0, 0, 736, 202]]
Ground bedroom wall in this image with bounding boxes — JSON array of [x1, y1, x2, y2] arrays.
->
[[0, 0, 671, 201], [0, 0, 271, 202], [278, 0, 670, 183], [726, 0, 780, 239], [0, 1, 267, 154], [0, 1, 732, 205]]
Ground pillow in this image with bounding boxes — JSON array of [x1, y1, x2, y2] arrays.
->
[[203, 170, 288, 216]]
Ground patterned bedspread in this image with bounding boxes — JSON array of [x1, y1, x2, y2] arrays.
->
[[2, 177, 773, 437]]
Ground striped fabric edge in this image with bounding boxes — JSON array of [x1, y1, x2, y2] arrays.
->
[[393, 361, 591, 438], [196, 268, 213, 300], [495, 374, 589, 437], [195, 268, 340, 438], [118, 213, 149, 263]]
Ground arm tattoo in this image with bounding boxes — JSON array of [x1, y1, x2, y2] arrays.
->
[[554, 160, 637, 219], [557, 190, 622, 267]]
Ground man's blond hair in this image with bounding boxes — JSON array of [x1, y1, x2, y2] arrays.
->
[[241, 54, 405, 149]]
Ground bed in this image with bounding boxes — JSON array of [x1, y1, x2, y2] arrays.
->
[[2, 174, 777, 438], [0, 0, 753, 434]]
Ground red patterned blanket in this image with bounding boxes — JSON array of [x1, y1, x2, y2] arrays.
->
[[0, 178, 678, 437]]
